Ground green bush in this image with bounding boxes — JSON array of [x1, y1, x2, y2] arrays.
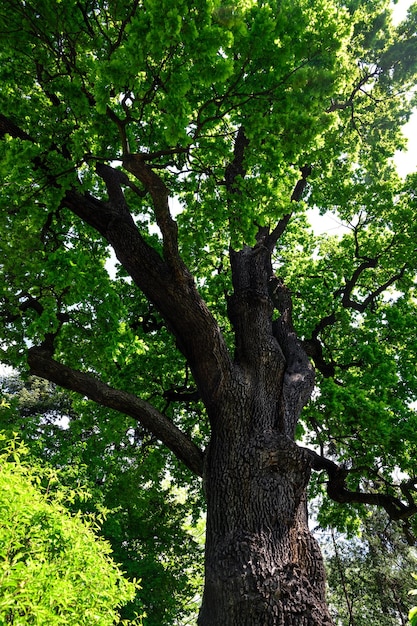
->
[[410, 574, 417, 626], [0, 434, 142, 625]]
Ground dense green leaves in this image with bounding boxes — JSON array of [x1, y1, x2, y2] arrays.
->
[[1, 0, 417, 621], [0, 376, 204, 624], [0, 434, 142, 625]]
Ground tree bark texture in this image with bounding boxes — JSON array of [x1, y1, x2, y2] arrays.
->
[[200, 428, 331, 625], [197, 245, 333, 625]]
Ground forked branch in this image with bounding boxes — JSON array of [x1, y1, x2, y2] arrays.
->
[[264, 165, 312, 252], [305, 447, 417, 525], [123, 153, 184, 277]]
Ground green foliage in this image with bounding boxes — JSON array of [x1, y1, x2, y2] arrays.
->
[[0, 434, 142, 626], [410, 574, 417, 626], [0, 377, 204, 625], [321, 510, 417, 625]]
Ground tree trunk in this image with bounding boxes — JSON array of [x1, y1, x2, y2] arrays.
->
[[198, 391, 333, 626], [197, 245, 334, 625]]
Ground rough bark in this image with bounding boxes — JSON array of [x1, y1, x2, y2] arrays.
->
[[200, 425, 332, 625], [197, 244, 333, 625]]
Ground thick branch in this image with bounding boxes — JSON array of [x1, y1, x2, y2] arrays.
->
[[302, 313, 337, 378], [305, 447, 417, 523], [62, 189, 232, 410], [264, 165, 312, 252], [0, 108, 227, 427], [225, 126, 249, 194], [270, 278, 315, 437], [105, 106, 130, 156], [228, 246, 285, 375], [95, 162, 146, 207], [62, 189, 167, 281], [290, 165, 312, 202], [123, 153, 183, 275], [27, 347, 204, 477], [340, 257, 378, 310], [0, 113, 34, 141], [344, 265, 407, 312]]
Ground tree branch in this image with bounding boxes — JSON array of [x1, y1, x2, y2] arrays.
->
[[62, 188, 232, 412], [326, 69, 379, 113], [302, 313, 337, 378], [95, 162, 146, 207], [270, 278, 315, 437], [0, 113, 34, 141], [122, 153, 184, 277], [105, 106, 130, 155], [264, 165, 312, 252], [303, 255, 407, 376], [27, 346, 204, 477], [224, 126, 249, 194], [304, 447, 417, 523], [337, 258, 407, 313], [1, 118, 229, 409]]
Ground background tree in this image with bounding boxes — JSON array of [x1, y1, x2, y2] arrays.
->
[[1, 1, 417, 624], [319, 510, 417, 625], [0, 434, 142, 625]]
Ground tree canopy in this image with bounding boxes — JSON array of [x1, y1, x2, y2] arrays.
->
[[1, 0, 417, 623]]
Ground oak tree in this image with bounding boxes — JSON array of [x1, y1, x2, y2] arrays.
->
[[1, 1, 417, 623]]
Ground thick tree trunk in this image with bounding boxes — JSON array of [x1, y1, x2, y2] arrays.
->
[[57, 161, 335, 623], [197, 245, 334, 625], [198, 392, 333, 626]]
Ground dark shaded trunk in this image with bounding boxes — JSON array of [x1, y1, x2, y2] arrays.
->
[[197, 245, 333, 625], [48, 168, 334, 624], [198, 384, 333, 626]]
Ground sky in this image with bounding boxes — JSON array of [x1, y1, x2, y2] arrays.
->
[[392, 0, 417, 177], [391, 0, 417, 174], [392, 0, 415, 22]]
